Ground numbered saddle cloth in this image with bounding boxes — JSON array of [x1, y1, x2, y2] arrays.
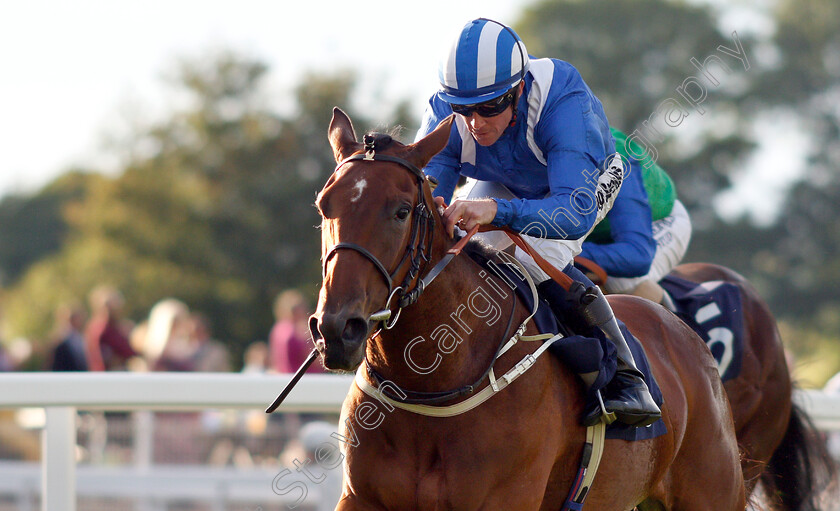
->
[[660, 275, 745, 382]]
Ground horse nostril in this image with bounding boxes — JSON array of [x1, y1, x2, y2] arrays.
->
[[309, 316, 324, 344], [309, 316, 321, 341], [342, 317, 369, 343]]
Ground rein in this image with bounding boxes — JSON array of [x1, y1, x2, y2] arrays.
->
[[319, 137, 566, 410], [365, 268, 520, 405], [322, 136, 551, 406], [359, 251, 558, 411], [322, 135, 438, 329]]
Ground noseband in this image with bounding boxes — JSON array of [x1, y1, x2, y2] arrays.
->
[[322, 134, 436, 329]]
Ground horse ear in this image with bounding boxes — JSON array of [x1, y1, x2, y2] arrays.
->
[[328, 107, 360, 163], [405, 115, 455, 169]]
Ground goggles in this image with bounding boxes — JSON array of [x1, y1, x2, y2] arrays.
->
[[450, 89, 516, 118]]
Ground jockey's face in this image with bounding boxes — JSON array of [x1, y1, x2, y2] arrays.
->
[[459, 106, 513, 147], [452, 83, 521, 147]]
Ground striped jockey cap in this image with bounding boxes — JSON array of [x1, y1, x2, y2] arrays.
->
[[437, 18, 530, 105]]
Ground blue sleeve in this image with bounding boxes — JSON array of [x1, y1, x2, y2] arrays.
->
[[417, 95, 462, 203], [579, 160, 656, 277], [494, 88, 614, 240], [493, 150, 601, 239]]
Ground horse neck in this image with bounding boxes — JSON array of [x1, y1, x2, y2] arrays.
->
[[366, 248, 523, 393]]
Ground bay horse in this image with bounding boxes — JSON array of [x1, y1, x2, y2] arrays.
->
[[668, 263, 836, 510], [310, 107, 745, 510]]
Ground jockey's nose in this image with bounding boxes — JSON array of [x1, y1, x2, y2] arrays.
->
[[466, 112, 487, 129]]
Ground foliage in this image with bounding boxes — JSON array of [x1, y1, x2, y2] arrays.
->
[[1, 1, 838, 379], [516, 0, 758, 222], [516, 0, 840, 382], [0, 51, 393, 365], [0, 171, 91, 287]]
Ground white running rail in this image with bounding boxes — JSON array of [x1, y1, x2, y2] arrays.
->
[[0, 372, 837, 511]]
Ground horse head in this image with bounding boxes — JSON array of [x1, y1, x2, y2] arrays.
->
[[310, 108, 453, 371]]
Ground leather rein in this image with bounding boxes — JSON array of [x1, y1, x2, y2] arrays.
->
[[323, 135, 436, 329], [322, 135, 522, 406]]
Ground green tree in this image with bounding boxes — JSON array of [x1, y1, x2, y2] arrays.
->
[[754, 0, 840, 321], [0, 171, 92, 286], [516, 0, 758, 223], [1, 50, 389, 365]]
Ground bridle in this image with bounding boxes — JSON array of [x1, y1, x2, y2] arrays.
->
[[322, 134, 438, 330], [320, 133, 540, 407]]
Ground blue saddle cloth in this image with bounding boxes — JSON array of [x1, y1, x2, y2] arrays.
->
[[659, 275, 745, 382], [602, 321, 667, 441], [483, 259, 665, 441]]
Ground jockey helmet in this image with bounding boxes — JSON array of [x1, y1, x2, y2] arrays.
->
[[437, 18, 530, 105]]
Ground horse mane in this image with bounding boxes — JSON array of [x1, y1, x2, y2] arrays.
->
[[364, 130, 405, 151], [362, 130, 500, 267], [460, 236, 501, 267]]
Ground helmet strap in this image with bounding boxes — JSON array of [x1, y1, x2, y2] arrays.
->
[[508, 86, 522, 128]]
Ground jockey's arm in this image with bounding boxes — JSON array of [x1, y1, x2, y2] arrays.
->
[[579, 164, 656, 278], [492, 149, 602, 240]]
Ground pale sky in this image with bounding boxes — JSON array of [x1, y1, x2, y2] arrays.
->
[[0, 0, 523, 195], [0, 0, 805, 222]]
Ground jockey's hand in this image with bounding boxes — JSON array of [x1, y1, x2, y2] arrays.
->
[[441, 198, 497, 238]]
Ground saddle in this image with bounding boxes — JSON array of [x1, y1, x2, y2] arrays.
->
[[468, 248, 666, 441]]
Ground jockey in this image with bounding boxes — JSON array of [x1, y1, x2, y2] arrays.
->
[[416, 18, 660, 428], [579, 127, 692, 308]]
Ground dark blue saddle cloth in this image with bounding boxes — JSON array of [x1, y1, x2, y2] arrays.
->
[[602, 321, 667, 441], [660, 275, 745, 382], [483, 259, 665, 441]]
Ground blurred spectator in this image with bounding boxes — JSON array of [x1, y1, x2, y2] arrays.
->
[[48, 302, 89, 371], [85, 285, 137, 371], [189, 312, 231, 372], [0, 306, 9, 371], [145, 299, 203, 463], [127, 320, 150, 372], [270, 290, 324, 374], [241, 341, 269, 374], [0, 344, 13, 372], [145, 298, 194, 372], [3, 338, 34, 370], [0, 409, 40, 460], [303, 421, 344, 510], [278, 421, 343, 511], [199, 340, 270, 466]]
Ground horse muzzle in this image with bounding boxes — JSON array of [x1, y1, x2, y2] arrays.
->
[[309, 312, 370, 371]]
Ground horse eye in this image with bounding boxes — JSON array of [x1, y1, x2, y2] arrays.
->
[[395, 205, 411, 221]]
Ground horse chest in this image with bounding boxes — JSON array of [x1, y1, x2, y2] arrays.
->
[[378, 456, 494, 511], [344, 420, 505, 509]]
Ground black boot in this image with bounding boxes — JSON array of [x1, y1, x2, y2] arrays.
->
[[538, 279, 661, 427], [577, 285, 661, 427]]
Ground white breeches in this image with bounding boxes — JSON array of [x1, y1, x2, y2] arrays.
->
[[457, 179, 581, 282], [603, 199, 692, 294]]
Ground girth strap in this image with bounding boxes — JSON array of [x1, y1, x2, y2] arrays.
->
[[354, 333, 559, 417], [561, 422, 607, 511]]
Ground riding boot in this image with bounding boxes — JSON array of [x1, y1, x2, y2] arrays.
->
[[538, 279, 661, 428], [577, 285, 661, 427], [537, 279, 614, 425]]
